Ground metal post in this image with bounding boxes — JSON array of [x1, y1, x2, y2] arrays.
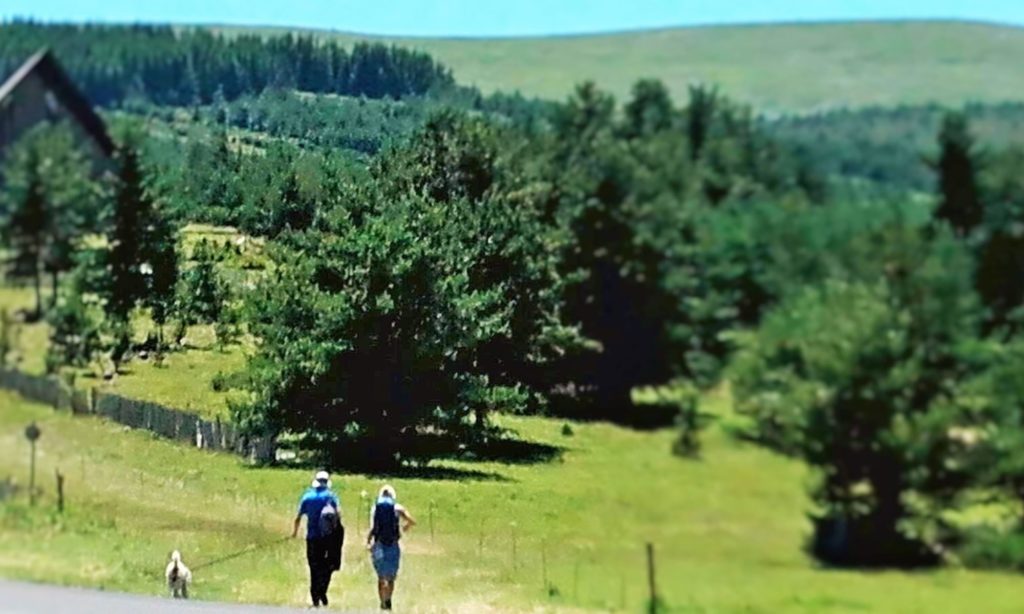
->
[[646, 543, 657, 614], [29, 439, 36, 505], [56, 469, 64, 514]]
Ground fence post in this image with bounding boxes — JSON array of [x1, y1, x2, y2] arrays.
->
[[429, 500, 435, 542], [24, 422, 40, 506], [646, 542, 658, 614], [574, 556, 580, 602], [55, 469, 64, 514], [478, 530, 484, 557], [29, 438, 36, 505], [512, 527, 518, 571], [541, 542, 548, 592]]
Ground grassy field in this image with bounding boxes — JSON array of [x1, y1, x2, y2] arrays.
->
[[0, 223, 260, 420], [214, 20, 1024, 112], [3, 389, 1024, 612], [0, 284, 242, 420]]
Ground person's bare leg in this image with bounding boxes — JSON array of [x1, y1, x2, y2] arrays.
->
[[375, 578, 396, 609]]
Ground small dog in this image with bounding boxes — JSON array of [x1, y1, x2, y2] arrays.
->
[[165, 550, 192, 599]]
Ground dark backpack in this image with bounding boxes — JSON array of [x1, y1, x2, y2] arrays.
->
[[319, 502, 340, 537], [373, 497, 400, 546]]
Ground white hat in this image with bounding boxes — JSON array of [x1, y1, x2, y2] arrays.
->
[[312, 471, 331, 488]]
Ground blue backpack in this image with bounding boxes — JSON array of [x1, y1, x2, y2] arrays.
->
[[373, 497, 400, 546]]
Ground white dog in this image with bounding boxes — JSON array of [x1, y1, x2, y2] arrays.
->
[[165, 550, 192, 599]]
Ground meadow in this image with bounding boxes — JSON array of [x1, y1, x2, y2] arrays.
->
[[0, 223, 257, 420], [2, 388, 1024, 612], [218, 20, 1024, 112]]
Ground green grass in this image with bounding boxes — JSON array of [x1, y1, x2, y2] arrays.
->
[[0, 286, 48, 376], [0, 224, 260, 421], [0, 282, 243, 420], [213, 20, 1024, 113], [87, 340, 247, 420], [3, 389, 1024, 612]]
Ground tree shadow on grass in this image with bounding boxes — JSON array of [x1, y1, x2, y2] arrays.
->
[[545, 389, 678, 431], [261, 454, 514, 483], [262, 430, 563, 482], [458, 437, 564, 465], [364, 465, 513, 483]]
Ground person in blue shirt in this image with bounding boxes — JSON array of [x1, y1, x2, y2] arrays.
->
[[292, 470, 343, 608]]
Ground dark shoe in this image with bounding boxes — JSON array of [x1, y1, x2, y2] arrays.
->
[[322, 596, 329, 607]]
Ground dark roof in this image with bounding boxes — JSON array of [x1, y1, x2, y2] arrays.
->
[[0, 49, 115, 157]]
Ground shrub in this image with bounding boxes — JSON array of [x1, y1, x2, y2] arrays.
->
[[672, 386, 703, 458], [45, 290, 102, 373], [960, 527, 1024, 571]]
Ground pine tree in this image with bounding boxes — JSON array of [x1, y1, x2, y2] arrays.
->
[[177, 239, 227, 330], [686, 85, 719, 162], [934, 112, 983, 238], [142, 203, 178, 354], [106, 139, 148, 323], [2, 149, 47, 318], [622, 79, 674, 139]]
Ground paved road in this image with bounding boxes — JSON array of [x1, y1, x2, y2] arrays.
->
[[0, 580, 327, 613]]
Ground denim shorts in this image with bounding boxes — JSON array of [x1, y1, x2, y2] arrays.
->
[[372, 542, 401, 579]]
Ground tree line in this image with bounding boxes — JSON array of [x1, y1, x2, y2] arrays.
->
[[770, 102, 1024, 192], [0, 21, 455, 106]]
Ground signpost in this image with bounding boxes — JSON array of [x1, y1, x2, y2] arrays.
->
[[24, 422, 40, 505]]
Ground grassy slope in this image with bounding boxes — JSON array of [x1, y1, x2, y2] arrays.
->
[[215, 20, 1024, 112], [2, 390, 1024, 612], [0, 226, 263, 420], [0, 284, 242, 420]]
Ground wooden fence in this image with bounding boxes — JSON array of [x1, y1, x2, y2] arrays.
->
[[0, 368, 274, 463]]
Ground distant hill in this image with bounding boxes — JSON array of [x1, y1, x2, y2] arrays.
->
[[214, 20, 1024, 112]]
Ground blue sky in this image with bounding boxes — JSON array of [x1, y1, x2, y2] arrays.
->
[[2, 0, 1024, 36]]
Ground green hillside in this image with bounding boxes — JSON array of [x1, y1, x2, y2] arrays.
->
[[5, 389, 1024, 612], [215, 20, 1024, 112]]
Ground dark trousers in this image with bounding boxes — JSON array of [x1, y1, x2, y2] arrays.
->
[[306, 528, 344, 605]]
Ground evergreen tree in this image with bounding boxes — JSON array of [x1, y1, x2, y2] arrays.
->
[[732, 225, 981, 567], [106, 139, 148, 323], [1, 147, 47, 318], [177, 239, 227, 331], [142, 203, 179, 353], [686, 85, 719, 162], [934, 112, 983, 237], [0, 123, 97, 318], [622, 79, 675, 139]]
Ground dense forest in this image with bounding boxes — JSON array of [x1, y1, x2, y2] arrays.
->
[[8, 22, 1024, 575], [0, 21, 455, 105], [771, 102, 1024, 191]]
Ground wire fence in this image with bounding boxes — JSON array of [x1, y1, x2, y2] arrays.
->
[[334, 492, 678, 613], [0, 367, 274, 462]]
